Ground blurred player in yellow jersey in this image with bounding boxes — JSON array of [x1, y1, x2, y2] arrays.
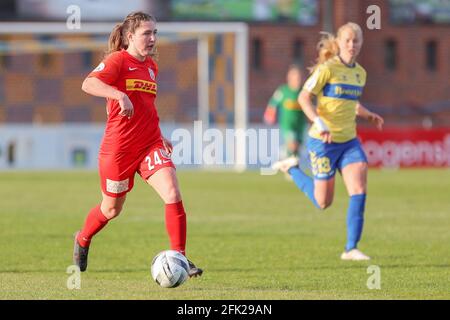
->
[[272, 22, 384, 261]]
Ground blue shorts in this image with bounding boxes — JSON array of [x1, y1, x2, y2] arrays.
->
[[306, 137, 367, 180]]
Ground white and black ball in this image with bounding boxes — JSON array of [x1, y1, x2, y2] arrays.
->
[[151, 250, 189, 288]]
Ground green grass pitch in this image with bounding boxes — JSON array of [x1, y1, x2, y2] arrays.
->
[[0, 169, 449, 299]]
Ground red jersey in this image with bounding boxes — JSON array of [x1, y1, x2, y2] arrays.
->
[[88, 49, 161, 154]]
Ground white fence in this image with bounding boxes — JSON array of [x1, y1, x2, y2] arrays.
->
[[0, 123, 282, 171]]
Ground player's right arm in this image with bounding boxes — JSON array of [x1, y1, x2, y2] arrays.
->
[[263, 105, 277, 125], [263, 87, 283, 125], [298, 66, 332, 143], [82, 52, 134, 118], [82, 78, 134, 118]]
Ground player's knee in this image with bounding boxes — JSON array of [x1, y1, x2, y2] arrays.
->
[[102, 205, 123, 219], [351, 187, 367, 195], [316, 199, 333, 210], [164, 187, 182, 204], [350, 181, 367, 195]]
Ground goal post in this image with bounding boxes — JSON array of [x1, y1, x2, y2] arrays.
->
[[0, 22, 249, 171]]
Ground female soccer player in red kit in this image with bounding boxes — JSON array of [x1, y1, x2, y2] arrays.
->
[[73, 12, 202, 277]]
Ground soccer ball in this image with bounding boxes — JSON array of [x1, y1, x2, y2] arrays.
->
[[151, 250, 189, 288]]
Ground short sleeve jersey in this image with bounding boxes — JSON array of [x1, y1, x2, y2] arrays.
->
[[303, 56, 367, 143], [88, 49, 161, 154]]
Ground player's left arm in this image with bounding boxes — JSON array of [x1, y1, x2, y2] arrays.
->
[[356, 102, 384, 131]]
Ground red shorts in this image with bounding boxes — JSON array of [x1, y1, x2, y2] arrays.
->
[[99, 142, 175, 198]]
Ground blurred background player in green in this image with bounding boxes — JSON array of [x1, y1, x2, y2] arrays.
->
[[264, 64, 307, 160]]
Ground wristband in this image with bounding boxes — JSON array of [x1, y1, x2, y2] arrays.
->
[[313, 117, 329, 133]]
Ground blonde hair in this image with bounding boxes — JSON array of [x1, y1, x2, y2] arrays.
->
[[107, 11, 157, 58], [310, 22, 363, 72]]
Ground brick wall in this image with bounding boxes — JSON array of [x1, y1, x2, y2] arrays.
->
[[248, 23, 322, 121], [0, 35, 199, 124], [1, 3, 448, 126], [248, 0, 450, 124]]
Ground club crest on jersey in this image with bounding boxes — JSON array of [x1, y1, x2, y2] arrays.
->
[[356, 73, 361, 83], [160, 148, 171, 159], [93, 62, 105, 72], [148, 68, 155, 80]]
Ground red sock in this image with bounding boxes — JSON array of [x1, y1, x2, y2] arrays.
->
[[77, 204, 109, 247], [165, 201, 187, 255]]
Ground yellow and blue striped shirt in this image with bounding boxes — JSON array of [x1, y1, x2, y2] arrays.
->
[[303, 56, 366, 143]]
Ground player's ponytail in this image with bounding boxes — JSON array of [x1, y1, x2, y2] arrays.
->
[[107, 23, 124, 54], [106, 11, 157, 57], [310, 32, 339, 72]]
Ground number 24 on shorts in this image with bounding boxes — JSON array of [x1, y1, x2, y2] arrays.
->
[[145, 150, 170, 171]]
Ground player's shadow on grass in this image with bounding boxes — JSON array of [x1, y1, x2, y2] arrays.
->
[[2, 263, 448, 274], [371, 264, 450, 269], [0, 268, 149, 273], [211, 262, 450, 273]]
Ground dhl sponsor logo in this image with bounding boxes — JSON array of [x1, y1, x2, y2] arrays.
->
[[126, 79, 157, 94]]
